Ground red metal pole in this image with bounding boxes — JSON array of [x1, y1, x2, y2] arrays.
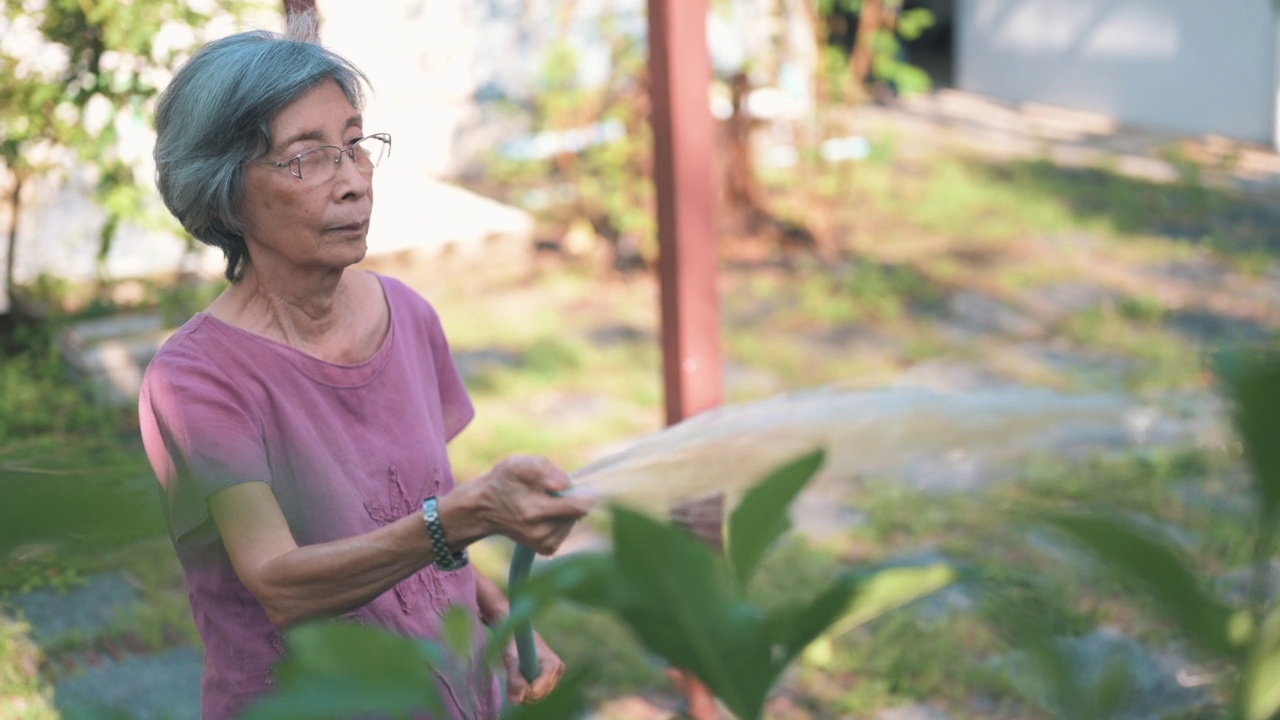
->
[[648, 1, 723, 718], [649, 0, 722, 427]]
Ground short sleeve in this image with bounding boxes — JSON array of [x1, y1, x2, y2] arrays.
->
[[413, 293, 474, 442], [138, 352, 271, 547]]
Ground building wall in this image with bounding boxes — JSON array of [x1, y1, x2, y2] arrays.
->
[[956, 0, 1276, 144]]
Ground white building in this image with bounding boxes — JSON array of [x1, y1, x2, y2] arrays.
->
[[954, 0, 1279, 147]]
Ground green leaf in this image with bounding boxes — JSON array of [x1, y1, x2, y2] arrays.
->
[[441, 604, 476, 661], [1217, 348, 1280, 523], [983, 591, 1109, 719], [241, 676, 429, 720], [609, 507, 774, 720], [826, 563, 955, 639], [764, 570, 862, 668], [897, 8, 936, 40], [240, 621, 445, 720], [1044, 512, 1237, 659], [728, 448, 825, 592], [1241, 606, 1280, 720]]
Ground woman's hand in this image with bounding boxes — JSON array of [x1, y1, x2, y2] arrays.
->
[[502, 631, 565, 705], [441, 455, 593, 555]]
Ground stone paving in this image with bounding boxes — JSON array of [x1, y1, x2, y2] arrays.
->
[[0, 573, 203, 719]]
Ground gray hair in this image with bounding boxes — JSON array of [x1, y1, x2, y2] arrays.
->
[[153, 14, 370, 281]]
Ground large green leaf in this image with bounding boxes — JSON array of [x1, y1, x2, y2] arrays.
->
[[1218, 348, 1280, 524], [764, 570, 863, 668], [1044, 512, 1237, 659], [609, 507, 775, 720], [992, 593, 1133, 720], [241, 622, 445, 720], [241, 676, 430, 720], [1241, 606, 1280, 720], [441, 605, 477, 661], [825, 563, 957, 639], [728, 448, 825, 592], [774, 563, 955, 671]]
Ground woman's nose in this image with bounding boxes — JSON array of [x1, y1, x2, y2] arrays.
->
[[332, 151, 371, 197]]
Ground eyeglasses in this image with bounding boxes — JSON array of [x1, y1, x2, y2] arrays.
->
[[268, 133, 391, 182]]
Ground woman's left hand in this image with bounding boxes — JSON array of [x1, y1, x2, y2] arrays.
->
[[502, 631, 565, 705]]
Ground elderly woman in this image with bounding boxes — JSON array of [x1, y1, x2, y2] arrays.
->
[[137, 17, 593, 720]]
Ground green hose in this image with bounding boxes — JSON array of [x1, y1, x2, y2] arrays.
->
[[507, 543, 540, 682]]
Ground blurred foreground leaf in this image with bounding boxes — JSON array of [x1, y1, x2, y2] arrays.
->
[[797, 563, 956, 669], [1242, 606, 1280, 720], [1044, 512, 1237, 659], [513, 450, 952, 719], [1216, 347, 1280, 523], [241, 621, 446, 720], [728, 449, 825, 592]]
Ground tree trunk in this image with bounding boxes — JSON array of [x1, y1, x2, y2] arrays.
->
[[5, 177, 23, 315], [723, 72, 768, 232], [282, 0, 316, 16], [850, 0, 885, 88]]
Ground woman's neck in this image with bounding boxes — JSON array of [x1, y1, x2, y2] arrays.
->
[[210, 262, 353, 352]]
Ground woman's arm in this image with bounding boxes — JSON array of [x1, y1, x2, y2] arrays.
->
[[474, 571, 510, 626], [209, 455, 592, 629]]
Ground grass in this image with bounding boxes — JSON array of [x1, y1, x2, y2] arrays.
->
[[751, 446, 1251, 718], [0, 316, 182, 715], [0, 615, 57, 720]]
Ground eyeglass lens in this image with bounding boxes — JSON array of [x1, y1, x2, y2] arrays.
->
[[291, 135, 390, 181]]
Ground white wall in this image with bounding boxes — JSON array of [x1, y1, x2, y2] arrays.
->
[[956, 0, 1277, 144]]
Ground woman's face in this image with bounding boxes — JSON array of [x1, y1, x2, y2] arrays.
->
[[239, 79, 373, 273]]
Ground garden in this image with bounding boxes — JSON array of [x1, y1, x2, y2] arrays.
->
[[3, 1, 1280, 718]]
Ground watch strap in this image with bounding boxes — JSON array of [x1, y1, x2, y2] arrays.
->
[[422, 496, 469, 571]]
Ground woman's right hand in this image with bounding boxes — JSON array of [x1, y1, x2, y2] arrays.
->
[[440, 455, 594, 555]]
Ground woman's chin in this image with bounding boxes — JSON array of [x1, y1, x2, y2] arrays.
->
[[324, 237, 368, 268]]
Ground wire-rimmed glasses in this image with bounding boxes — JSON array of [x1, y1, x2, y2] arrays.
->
[[269, 133, 391, 183]]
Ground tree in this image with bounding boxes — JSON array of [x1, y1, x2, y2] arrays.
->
[[0, 0, 248, 314]]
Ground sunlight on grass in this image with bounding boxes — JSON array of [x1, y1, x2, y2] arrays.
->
[[1061, 306, 1203, 391], [0, 614, 57, 720]]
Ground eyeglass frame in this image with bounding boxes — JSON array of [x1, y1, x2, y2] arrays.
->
[[265, 132, 392, 181]]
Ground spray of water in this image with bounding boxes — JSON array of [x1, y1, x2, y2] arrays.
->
[[565, 386, 1149, 511], [512, 385, 1199, 681]]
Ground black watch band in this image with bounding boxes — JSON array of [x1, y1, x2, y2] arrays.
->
[[422, 496, 469, 571]]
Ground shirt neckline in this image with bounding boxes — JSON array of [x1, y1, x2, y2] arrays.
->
[[193, 272, 397, 388]]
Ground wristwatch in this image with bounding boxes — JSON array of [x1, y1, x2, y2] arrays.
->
[[422, 496, 469, 571]]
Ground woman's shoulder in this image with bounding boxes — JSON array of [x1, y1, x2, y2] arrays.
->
[[143, 313, 260, 398], [370, 272, 443, 324], [149, 313, 219, 371]]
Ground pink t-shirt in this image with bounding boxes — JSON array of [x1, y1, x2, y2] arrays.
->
[[138, 274, 502, 719]]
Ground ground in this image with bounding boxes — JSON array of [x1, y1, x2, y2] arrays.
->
[[2, 89, 1279, 719]]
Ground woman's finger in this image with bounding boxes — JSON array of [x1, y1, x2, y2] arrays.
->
[[528, 670, 558, 701], [526, 643, 565, 701], [501, 644, 531, 704], [505, 664, 529, 704]]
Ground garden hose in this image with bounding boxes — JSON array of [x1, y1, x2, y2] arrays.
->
[[507, 543, 541, 682]]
